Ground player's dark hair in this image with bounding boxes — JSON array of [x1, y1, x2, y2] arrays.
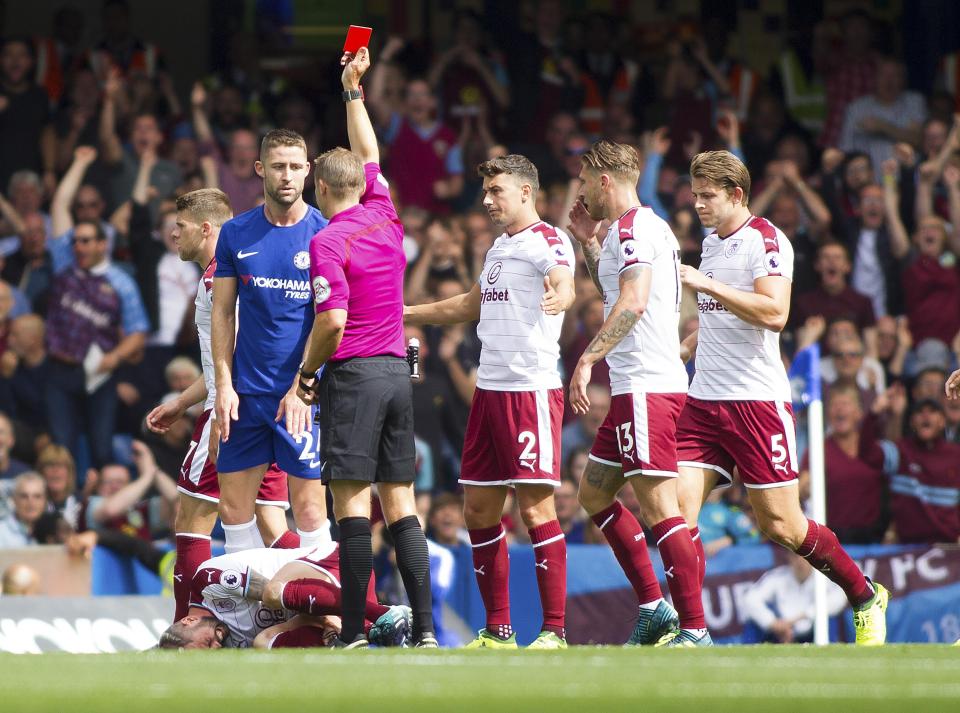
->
[[477, 154, 539, 194], [176, 188, 233, 227], [260, 128, 308, 162]]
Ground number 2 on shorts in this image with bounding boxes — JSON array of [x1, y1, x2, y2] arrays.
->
[[295, 431, 316, 462], [518, 430, 537, 472]]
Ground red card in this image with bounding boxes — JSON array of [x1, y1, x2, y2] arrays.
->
[[343, 25, 372, 55]]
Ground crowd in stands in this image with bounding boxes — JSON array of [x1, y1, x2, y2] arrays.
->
[[1, 1, 959, 586]]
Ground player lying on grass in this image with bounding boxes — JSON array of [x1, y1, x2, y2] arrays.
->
[[157, 543, 411, 649]]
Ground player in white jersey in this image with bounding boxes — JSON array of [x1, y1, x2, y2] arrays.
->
[[157, 543, 412, 649], [566, 140, 708, 647], [145, 189, 292, 622], [677, 150, 888, 646], [405, 155, 575, 649]]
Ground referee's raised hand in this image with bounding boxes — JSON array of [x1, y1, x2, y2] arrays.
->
[[340, 45, 371, 83]]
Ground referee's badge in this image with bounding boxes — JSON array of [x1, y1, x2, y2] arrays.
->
[[294, 251, 310, 269], [313, 276, 331, 304]]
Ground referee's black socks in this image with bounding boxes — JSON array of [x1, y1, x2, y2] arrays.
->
[[389, 515, 435, 639], [337, 516, 373, 643]]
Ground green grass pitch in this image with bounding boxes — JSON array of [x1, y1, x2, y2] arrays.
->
[[2, 645, 957, 713]]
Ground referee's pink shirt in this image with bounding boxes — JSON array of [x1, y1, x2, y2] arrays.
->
[[308, 162, 406, 361]]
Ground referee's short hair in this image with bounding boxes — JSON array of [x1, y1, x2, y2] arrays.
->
[[176, 188, 233, 227], [477, 154, 539, 194], [581, 139, 642, 183], [313, 147, 365, 199]]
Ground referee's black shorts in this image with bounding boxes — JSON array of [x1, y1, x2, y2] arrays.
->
[[317, 356, 415, 484]]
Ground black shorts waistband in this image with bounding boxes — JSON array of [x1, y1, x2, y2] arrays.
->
[[326, 355, 406, 369]]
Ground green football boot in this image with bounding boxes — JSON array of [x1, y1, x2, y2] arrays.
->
[[625, 600, 679, 646]]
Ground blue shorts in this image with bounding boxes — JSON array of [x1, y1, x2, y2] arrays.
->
[[216, 393, 323, 480]]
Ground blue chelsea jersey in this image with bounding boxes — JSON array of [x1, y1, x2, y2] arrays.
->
[[214, 204, 328, 396]]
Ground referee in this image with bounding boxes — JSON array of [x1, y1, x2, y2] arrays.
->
[[293, 46, 436, 648]]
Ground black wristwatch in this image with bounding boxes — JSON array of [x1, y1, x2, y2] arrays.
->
[[299, 367, 316, 380], [342, 87, 364, 102]]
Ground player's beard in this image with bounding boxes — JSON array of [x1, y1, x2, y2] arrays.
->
[[266, 180, 303, 207], [486, 206, 509, 227], [586, 194, 605, 222], [585, 191, 607, 220]]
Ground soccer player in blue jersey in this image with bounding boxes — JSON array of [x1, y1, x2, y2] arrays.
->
[[211, 129, 330, 552]]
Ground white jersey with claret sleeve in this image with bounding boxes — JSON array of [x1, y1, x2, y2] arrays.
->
[[476, 221, 575, 391], [689, 215, 794, 402], [189, 543, 336, 648], [194, 260, 217, 410], [597, 206, 688, 395]]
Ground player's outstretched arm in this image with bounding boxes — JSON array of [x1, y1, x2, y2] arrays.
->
[[569, 266, 651, 414], [404, 282, 481, 326], [681, 266, 790, 333], [342, 47, 378, 165], [146, 375, 208, 433]]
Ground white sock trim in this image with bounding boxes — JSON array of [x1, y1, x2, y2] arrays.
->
[[655, 523, 686, 546], [175, 532, 212, 540], [222, 517, 258, 531], [598, 513, 615, 531], [298, 520, 332, 545], [531, 533, 565, 549], [223, 517, 260, 553], [470, 528, 505, 549]]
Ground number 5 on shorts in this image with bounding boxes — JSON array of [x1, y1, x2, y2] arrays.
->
[[771, 434, 787, 467]]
